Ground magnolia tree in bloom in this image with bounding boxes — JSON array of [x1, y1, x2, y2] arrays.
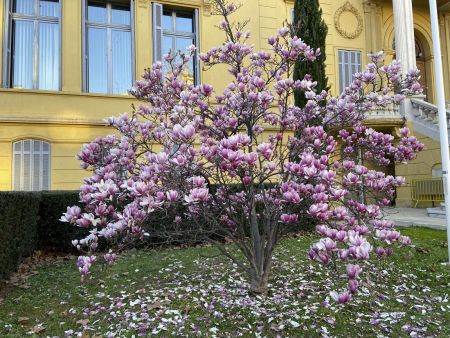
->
[[62, 0, 423, 299]]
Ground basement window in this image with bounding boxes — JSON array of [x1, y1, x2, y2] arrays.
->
[[13, 139, 50, 191]]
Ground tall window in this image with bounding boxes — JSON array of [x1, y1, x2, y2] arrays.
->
[[152, 3, 199, 84], [338, 50, 362, 93], [13, 140, 50, 191], [84, 1, 134, 94], [4, 0, 61, 90]]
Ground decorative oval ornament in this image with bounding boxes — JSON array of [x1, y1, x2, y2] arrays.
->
[[334, 2, 364, 39]]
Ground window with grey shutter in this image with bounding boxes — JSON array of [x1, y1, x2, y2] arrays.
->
[[13, 139, 51, 191], [338, 50, 362, 93], [152, 3, 199, 84]]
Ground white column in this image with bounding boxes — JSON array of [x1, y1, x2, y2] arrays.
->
[[393, 0, 416, 73], [429, 0, 450, 264]]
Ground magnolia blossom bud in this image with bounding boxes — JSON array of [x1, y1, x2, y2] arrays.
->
[[376, 246, 385, 257], [348, 279, 358, 294], [346, 264, 362, 279], [330, 291, 351, 304]]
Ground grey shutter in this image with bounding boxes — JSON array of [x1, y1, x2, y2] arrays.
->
[[194, 8, 200, 84], [338, 50, 345, 93], [3, 0, 13, 87], [32, 140, 41, 191], [42, 142, 50, 190], [13, 141, 22, 190], [152, 3, 163, 63], [23, 140, 31, 191]]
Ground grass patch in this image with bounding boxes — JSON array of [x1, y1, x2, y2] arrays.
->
[[0, 227, 449, 337]]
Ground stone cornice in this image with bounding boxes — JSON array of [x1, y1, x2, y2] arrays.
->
[[155, 0, 203, 7], [0, 116, 108, 126], [0, 88, 135, 100]]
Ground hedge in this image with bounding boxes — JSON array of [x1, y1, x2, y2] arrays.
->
[[0, 192, 41, 281], [0, 189, 316, 282], [37, 191, 87, 252]]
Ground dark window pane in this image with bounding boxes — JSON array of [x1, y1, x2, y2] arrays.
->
[[162, 10, 172, 30], [175, 12, 193, 33], [14, 0, 34, 15], [38, 22, 60, 90], [12, 20, 34, 89], [112, 4, 130, 25], [88, 27, 108, 93], [88, 2, 107, 23], [111, 29, 132, 94], [40, 0, 59, 17]]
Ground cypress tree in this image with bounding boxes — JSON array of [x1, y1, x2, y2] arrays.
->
[[293, 0, 329, 107]]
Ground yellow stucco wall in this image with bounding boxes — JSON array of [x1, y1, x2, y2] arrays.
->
[[396, 130, 445, 208], [0, 0, 448, 195]]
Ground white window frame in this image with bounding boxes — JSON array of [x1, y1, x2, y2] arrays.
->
[[82, 0, 135, 94], [152, 3, 200, 84], [2, 0, 62, 90], [12, 139, 51, 191], [338, 49, 362, 93]]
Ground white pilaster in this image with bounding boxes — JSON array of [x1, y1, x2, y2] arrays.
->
[[393, 0, 416, 74]]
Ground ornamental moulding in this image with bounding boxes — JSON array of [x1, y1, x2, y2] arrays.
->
[[137, 0, 149, 7], [334, 2, 364, 39], [203, 0, 212, 15]]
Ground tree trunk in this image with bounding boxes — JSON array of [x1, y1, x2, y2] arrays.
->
[[250, 271, 269, 294], [248, 256, 273, 295]]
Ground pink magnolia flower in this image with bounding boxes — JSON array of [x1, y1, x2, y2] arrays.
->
[[348, 279, 358, 294], [330, 291, 351, 304], [60, 206, 81, 223], [257, 143, 273, 160], [346, 264, 362, 279], [166, 190, 179, 202], [185, 188, 209, 203]]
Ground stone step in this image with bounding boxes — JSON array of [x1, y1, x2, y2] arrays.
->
[[427, 207, 447, 219]]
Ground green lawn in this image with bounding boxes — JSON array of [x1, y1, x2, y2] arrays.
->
[[0, 227, 449, 337]]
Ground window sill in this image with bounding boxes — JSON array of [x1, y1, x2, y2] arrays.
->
[[0, 87, 135, 100]]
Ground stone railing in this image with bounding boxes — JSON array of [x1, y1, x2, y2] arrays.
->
[[365, 104, 403, 124], [411, 98, 450, 142], [411, 98, 450, 125]]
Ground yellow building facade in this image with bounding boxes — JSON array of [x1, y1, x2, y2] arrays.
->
[[0, 0, 449, 207]]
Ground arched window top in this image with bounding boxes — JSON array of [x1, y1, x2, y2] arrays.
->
[[432, 163, 442, 178], [13, 139, 50, 191]]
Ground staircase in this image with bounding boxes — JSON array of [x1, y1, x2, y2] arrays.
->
[[410, 98, 450, 142], [410, 98, 449, 218], [427, 203, 447, 219]]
